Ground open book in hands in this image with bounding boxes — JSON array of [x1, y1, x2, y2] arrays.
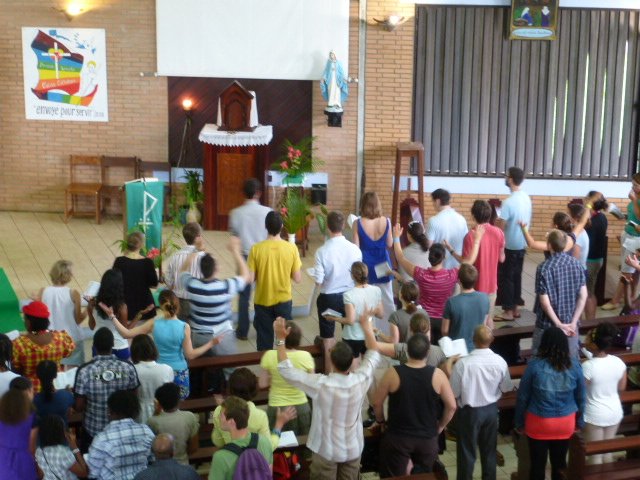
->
[[438, 336, 469, 358]]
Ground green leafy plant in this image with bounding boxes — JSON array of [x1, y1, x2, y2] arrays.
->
[[280, 188, 311, 234], [183, 169, 204, 206], [271, 136, 323, 177], [279, 188, 329, 237]]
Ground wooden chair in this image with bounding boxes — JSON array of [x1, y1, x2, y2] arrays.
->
[[100, 156, 139, 215], [64, 155, 103, 224]]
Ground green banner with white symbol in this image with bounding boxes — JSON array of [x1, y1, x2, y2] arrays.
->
[[125, 181, 164, 250]]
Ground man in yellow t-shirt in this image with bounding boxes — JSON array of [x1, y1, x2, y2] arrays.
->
[[248, 211, 302, 351]]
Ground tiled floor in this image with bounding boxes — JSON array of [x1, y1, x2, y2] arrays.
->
[[0, 211, 622, 479]]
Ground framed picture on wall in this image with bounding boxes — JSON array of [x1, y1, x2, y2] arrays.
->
[[510, 0, 558, 40]]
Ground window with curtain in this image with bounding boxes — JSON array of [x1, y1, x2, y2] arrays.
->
[[413, 6, 640, 179]]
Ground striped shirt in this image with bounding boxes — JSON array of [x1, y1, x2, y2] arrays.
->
[[413, 266, 458, 318], [164, 246, 204, 299], [180, 272, 245, 335], [534, 252, 586, 329], [278, 349, 381, 462]]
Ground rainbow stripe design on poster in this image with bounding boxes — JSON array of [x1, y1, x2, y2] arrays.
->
[[29, 30, 97, 105]]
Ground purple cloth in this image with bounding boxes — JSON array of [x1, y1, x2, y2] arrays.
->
[[0, 413, 37, 480]]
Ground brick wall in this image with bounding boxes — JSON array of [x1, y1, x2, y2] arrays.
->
[[1, 0, 631, 268], [0, 0, 167, 213]]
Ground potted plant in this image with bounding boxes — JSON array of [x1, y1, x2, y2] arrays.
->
[[183, 169, 204, 224], [280, 188, 311, 242], [271, 136, 323, 186]]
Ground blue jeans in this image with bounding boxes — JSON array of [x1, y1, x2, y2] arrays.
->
[[254, 301, 292, 351], [237, 280, 252, 337]]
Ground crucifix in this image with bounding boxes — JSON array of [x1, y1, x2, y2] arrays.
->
[[41, 41, 71, 79]]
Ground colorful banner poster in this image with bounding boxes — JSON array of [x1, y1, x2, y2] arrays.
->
[[22, 27, 108, 121], [125, 181, 165, 251], [510, 0, 558, 40]]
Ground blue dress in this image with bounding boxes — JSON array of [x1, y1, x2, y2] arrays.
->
[[357, 218, 393, 284], [0, 413, 38, 480]]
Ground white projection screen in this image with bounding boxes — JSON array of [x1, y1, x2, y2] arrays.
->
[[156, 0, 350, 80]]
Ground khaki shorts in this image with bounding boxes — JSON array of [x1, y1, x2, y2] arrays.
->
[[586, 259, 603, 295]]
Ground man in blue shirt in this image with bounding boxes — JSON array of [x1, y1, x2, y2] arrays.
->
[[496, 167, 531, 321]]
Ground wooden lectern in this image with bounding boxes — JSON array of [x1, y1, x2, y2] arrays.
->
[[391, 142, 425, 226]]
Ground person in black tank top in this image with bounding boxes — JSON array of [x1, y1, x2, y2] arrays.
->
[[372, 333, 456, 476]]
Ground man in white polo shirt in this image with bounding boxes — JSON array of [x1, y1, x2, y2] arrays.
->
[[449, 325, 513, 480], [426, 189, 469, 269], [312, 211, 362, 371], [229, 178, 272, 341], [179, 237, 252, 391]]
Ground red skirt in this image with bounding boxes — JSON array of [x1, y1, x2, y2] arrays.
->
[[524, 411, 576, 440]]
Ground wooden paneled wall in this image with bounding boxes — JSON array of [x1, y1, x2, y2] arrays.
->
[[168, 78, 312, 169]]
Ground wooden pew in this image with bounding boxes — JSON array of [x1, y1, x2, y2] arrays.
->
[[189, 434, 309, 464], [492, 314, 640, 343], [382, 474, 447, 480], [188, 344, 324, 395], [565, 432, 640, 479], [507, 352, 640, 381]]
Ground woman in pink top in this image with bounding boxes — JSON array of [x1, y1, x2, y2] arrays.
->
[[393, 224, 484, 342]]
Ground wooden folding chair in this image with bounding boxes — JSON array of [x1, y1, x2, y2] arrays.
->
[[64, 155, 103, 224]]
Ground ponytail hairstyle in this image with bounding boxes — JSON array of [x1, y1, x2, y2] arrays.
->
[[407, 222, 429, 252], [36, 360, 57, 403], [159, 289, 180, 318], [552, 212, 573, 234], [400, 282, 419, 314]]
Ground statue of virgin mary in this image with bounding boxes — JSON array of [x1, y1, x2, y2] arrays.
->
[[320, 51, 348, 112]]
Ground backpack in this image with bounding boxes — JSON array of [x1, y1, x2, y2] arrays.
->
[[222, 432, 272, 480], [272, 450, 301, 480]]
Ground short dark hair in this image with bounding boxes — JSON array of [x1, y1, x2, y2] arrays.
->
[[222, 396, 249, 429], [407, 333, 430, 360], [431, 189, 450, 206], [200, 253, 216, 278], [590, 322, 618, 352], [537, 326, 571, 372], [428, 243, 445, 267], [25, 315, 49, 332], [547, 229, 567, 253], [130, 335, 159, 363], [39, 414, 66, 447], [350, 261, 369, 285], [229, 368, 258, 401], [182, 222, 202, 245], [458, 263, 478, 289], [285, 321, 302, 349], [243, 178, 262, 199], [155, 382, 181, 411], [330, 342, 353, 372], [93, 327, 114, 354], [327, 211, 345, 233], [265, 211, 283, 236], [108, 390, 140, 419], [471, 200, 492, 224], [508, 167, 525, 186]]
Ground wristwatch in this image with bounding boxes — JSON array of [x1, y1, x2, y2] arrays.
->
[[275, 339, 285, 346]]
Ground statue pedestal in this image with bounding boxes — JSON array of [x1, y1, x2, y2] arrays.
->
[[324, 109, 343, 128]]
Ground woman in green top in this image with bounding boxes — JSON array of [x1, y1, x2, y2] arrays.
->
[[259, 321, 314, 435]]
